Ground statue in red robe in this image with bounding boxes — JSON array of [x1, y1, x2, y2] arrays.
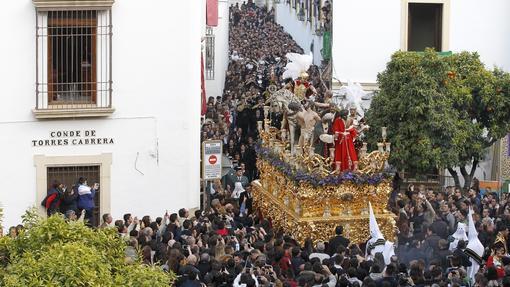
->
[[331, 111, 358, 171]]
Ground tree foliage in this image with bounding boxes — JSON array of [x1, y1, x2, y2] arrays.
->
[[366, 50, 510, 187], [0, 210, 175, 286]]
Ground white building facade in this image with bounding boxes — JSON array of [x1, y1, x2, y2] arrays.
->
[[331, 0, 510, 183], [332, 0, 510, 86], [273, 0, 325, 66], [203, 0, 231, 100], [0, 0, 202, 228]]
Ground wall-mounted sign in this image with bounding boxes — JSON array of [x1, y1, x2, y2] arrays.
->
[[202, 140, 222, 180], [32, 130, 114, 147]]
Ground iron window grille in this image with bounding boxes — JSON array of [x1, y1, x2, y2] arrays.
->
[[47, 165, 100, 226], [36, 9, 112, 110], [205, 27, 215, 80]]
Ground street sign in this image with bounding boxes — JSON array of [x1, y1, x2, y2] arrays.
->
[[202, 140, 223, 180]]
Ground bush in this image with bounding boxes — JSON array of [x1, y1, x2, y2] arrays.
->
[[0, 211, 175, 286]]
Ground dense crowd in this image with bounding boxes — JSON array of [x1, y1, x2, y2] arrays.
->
[[26, 177, 510, 287], [6, 1, 509, 287]]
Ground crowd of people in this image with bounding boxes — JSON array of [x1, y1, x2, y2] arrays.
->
[[202, 0, 329, 182], [5, 1, 510, 287], [40, 177, 99, 226], [23, 178, 510, 287]]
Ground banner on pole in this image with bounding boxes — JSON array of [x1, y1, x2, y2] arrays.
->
[[206, 0, 219, 27]]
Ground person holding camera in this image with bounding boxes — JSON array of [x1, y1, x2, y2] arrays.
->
[[76, 177, 99, 227], [60, 183, 78, 216]]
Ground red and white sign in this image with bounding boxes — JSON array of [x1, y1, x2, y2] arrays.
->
[[202, 140, 222, 180], [208, 155, 217, 165]]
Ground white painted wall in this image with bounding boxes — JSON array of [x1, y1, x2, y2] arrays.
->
[[205, 0, 231, 100], [0, 0, 201, 229], [332, 0, 510, 84], [449, 0, 510, 71], [275, 2, 324, 66], [332, 0, 401, 84]]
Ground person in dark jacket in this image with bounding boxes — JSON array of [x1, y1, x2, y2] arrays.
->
[[327, 226, 350, 256], [77, 177, 99, 227], [60, 185, 78, 215], [453, 240, 472, 268], [239, 185, 254, 216]]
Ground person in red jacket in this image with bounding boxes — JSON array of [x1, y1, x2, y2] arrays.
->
[[486, 241, 506, 279], [41, 180, 65, 217]]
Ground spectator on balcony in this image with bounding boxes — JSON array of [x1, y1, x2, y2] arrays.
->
[[76, 177, 99, 227], [41, 180, 65, 217], [60, 184, 78, 216]]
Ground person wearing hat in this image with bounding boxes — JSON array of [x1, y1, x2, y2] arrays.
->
[[233, 166, 249, 189], [223, 163, 246, 190]]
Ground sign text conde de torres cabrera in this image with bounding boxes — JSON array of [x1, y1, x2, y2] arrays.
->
[[32, 130, 114, 147]]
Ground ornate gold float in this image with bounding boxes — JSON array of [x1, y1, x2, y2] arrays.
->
[[253, 121, 396, 244]]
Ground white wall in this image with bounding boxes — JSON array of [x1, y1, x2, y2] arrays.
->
[[0, 0, 201, 229], [205, 0, 231, 100], [332, 0, 510, 84], [332, 0, 401, 84], [449, 0, 510, 71], [275, 3, 324, 66]]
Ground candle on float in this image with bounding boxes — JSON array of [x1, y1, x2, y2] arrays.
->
[[381, 127, 387, 141], [385, 142, 391, 153]]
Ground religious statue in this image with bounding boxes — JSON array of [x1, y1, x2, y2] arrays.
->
[[266, 88, 302, 154], [293, 71, 317, 100], [332, 109, 358, 171], [282, 52, 316, 101], [313, 112, 334, 157], [296, 101, 321, 154], [346, 104, 370, 152]]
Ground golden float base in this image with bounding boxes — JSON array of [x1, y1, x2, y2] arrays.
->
[[252, 180, 396, 244]]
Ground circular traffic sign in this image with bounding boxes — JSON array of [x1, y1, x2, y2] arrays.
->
[[208, 155, 217, 165]]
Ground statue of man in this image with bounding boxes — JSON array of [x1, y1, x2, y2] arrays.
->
[[332, 109, 358, 171], [297, 101, 321, 154]]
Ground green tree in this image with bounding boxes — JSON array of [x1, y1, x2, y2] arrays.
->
[[366, 50, 510, 188], [0, 210, 175, 286]]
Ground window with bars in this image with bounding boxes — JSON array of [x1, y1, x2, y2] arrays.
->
[[47, 165, 100, 226], [36, 9, 112, 110], [205, 27, 215, 80]]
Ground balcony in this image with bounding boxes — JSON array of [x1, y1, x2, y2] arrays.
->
[[34, 9, 113, 119], [33, 82, 114, 119]]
